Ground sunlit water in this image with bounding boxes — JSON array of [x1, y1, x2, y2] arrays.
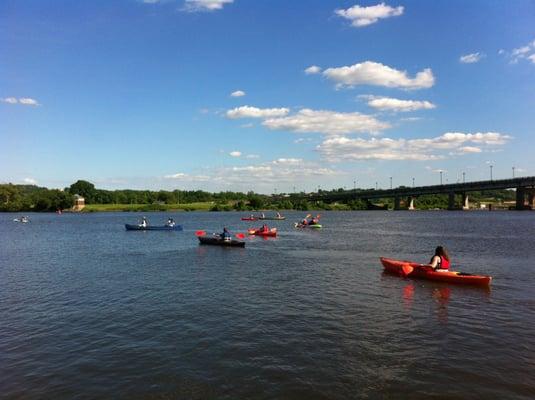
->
[[1, 211, 534, 399]]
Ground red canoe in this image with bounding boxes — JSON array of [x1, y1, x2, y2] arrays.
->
[[248, 227, 277, 237], [241, 217, 258, 221], [380, 257, 492, 286]]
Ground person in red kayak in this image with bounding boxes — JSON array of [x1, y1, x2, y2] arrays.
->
[[261, 224, 269, 233], [429, 246, 450, 271]]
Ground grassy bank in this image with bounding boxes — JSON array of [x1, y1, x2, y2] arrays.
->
[[82, 202, 216, 212]]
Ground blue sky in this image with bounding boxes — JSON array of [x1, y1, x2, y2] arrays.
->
[[1, 0, 534, 193]]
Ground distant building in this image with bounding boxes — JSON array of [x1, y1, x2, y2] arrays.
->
[[73, 194, 85, 211]]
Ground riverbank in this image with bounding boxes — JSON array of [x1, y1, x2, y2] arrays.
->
[[82, 202, 216, 212]]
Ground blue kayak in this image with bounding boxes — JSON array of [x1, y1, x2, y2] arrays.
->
[[125, 224, 183, 231]]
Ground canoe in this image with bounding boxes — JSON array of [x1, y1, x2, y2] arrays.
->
[[241, 217, 258, 221], [380, 257, 492, 286], [258, 216, 286, 220], [294, 223, 322, 229], [248, 228, 277, 237], [198, 236, 245, 247], [125, 224, 183, 231]]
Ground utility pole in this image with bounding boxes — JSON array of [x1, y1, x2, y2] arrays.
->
[[512, 166, 515, 178], [353, 180, 356, 190], [440, 171, 443, 185], [412, 177, 415, 188], [390, 177, 392, 190], [462, 172, 465, 183], [375, 182, 378, 190], [490, 165, 493, 181]]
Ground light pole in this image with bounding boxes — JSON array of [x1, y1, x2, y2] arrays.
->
[[375, 182, 378, 190], [354, 180, 356, 190], [412, 177, 415, 188], [490, 164, 493, 181], [440, 170, 443, 185], [512, 166, 515, 178], [390, 177, 392, 189], [462, 172, 465, 183]]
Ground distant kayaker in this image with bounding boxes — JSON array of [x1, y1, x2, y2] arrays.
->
[[166, 218, 175, 227], [140, 217, 148, 227], [220, 227, 231, 241], [301, 217, 308, 225], [429, 246, 450, 271], [276, 212, 282, 218], [261, 224, 269, 232]]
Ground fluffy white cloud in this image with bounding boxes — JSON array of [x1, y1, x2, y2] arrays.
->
[[503, 39, 535, 64], [19, 98, 39, 106], [304, 65, 322, 75], [183, 0, 233, 12], [226, 106, 290, 119], [230, 90, 245, 97], [263, 108, 390, 135], [335, 3, 404, 27], [23, 177, 38, 185], [323, 61, 435, 90], [363, 96, 436, 112], [459, 52, 484, 64], [1, 97, 39, 106], [317, 132, 511, 162], [458, 146, 482, 153], [229, 151, 242, 157]]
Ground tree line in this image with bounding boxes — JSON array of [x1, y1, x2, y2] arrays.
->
[[0, 179, 517, 212]]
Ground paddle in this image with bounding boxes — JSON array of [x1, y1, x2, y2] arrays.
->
[[195, 230, 206, 237], [401, 263, 414, 277]]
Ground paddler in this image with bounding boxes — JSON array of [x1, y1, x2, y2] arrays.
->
[[428, 246, 450, 271]]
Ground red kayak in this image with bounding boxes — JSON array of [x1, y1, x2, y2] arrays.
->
[[241, 217, 258, 221], [380, 257, 492, 287], [248, 227, 277, 237]]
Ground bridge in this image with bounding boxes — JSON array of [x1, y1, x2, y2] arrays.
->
[[303, 176, 535, 210]]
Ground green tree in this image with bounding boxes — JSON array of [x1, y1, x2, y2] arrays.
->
[[69, 180, 96, 203]]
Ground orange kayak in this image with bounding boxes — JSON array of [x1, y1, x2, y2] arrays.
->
[[248, 227, 277, 237], [380, 257, 492, 286]]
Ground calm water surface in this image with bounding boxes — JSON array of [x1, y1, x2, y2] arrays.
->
[[1, 211, 534, 399]]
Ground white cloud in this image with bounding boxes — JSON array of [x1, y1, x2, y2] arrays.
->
[[262, 108, 390, 135], [457, 146, 482, 154], [23, 177, 37, 185], [304, 65, 322, 75], [19, 98, 39, 106], [363, 96, 436, 112], [335, 3, 404, 27], [163, 172, 210, 181], [1, 97, 39, 106], [230, 90, 245, 97], [503, 39, 535, 64], [229, 151, 242, 157], [226, 106, 290, 119], [317, 132, 511, 162], [323, 61, 435, 90], [459, 52, 484, 64], [183, 0, 233, 12]]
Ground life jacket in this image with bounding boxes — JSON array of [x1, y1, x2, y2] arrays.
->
[[438, 256, 450, 270]]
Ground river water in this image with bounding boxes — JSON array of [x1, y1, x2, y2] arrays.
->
[[1, 211, 534, 399]]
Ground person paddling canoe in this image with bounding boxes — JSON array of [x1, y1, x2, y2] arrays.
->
[[428, 246, 450, 271], [220, 227, 231, 241]]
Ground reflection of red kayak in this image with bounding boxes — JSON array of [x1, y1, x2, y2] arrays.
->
[[248, 228, 277, 237], [241, 217, 258, 221], [380, 257, 491, 286]]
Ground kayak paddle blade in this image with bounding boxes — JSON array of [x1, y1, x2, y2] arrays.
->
[[402, 264, 414, 277]]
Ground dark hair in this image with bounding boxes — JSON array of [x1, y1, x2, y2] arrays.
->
[[434, 246, 450, 261]]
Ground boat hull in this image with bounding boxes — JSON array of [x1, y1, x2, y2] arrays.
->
[[258, 217, 286, 220], [198, 236, 245, 247], [125, 224, 183, 231], [380, 257, 491, 286], [294, 223, 322, 229]]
